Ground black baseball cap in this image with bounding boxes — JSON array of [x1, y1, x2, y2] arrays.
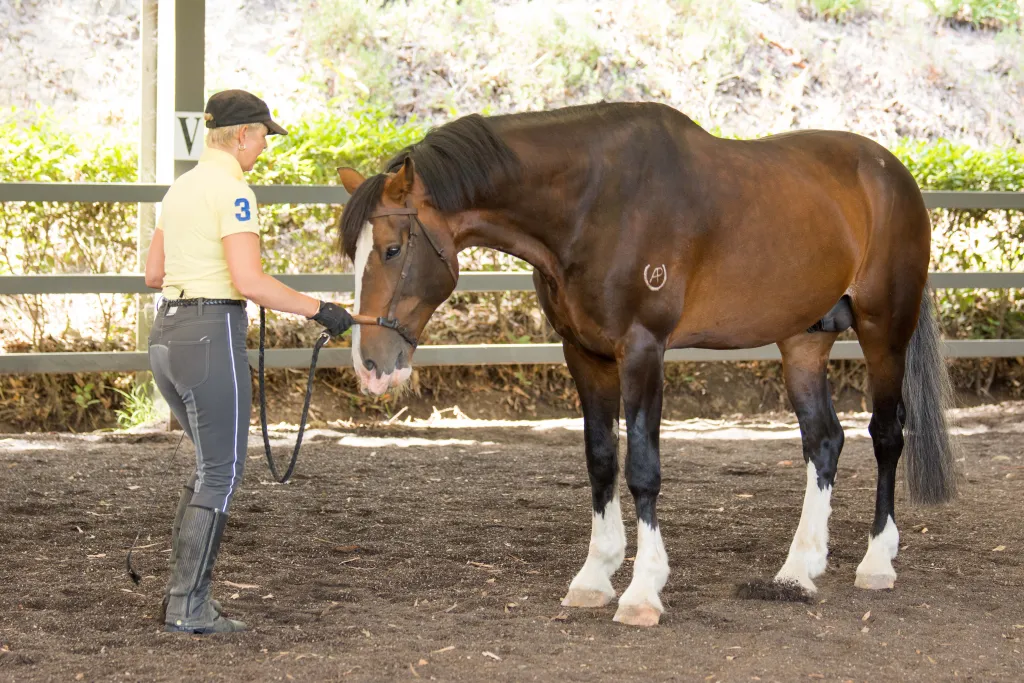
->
[[204, 89, 288, 135]]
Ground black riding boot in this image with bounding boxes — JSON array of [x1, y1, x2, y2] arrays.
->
[[163, 505, 245, 634], [159, 485, 222, 622]]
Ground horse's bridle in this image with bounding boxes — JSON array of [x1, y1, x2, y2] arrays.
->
[[351, 199, 458, 349]]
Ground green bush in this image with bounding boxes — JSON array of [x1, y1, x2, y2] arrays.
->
[[893, 139, 1024, 349], [248, 101, 428, 275], [0, 109, 138, 348], [922, 0, 1023, 29]]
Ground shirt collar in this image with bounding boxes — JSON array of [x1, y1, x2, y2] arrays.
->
[[199, 147, 244, 180]]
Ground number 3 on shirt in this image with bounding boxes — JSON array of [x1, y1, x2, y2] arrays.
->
[[234, 197, 251, 222]]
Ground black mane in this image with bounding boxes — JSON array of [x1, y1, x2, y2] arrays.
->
[[339, 113, 521, 260]]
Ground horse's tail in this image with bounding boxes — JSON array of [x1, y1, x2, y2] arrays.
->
[[902, 291, 960, 504]]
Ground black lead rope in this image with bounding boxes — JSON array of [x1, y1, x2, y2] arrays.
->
[[258, 305, 332, 484]]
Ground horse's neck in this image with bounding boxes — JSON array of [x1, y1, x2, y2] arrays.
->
[[449, 127, 596, 290], [451, 207, 568, 292]]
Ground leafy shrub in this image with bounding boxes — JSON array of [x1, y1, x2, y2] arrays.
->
[[922, 0, 1023, 29]]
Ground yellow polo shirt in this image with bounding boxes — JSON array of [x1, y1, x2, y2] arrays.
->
[[157, 147, 259, 300]]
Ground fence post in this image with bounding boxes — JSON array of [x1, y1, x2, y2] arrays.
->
[[149, 0, 205, 432], [136, 0, 164, 421]]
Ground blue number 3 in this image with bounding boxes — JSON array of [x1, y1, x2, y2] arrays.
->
[[234, 197, 251, 221]]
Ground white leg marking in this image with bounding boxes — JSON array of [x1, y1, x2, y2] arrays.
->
[[613, 521, 669, 627], [351, 222, 373, 388], [562, 494, 626, 608], [774, 461, 832, 594], [855, 515, 899, 590]]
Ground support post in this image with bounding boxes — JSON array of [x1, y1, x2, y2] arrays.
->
[[136, 0, 159, 408], [152, 0, 205, 432]]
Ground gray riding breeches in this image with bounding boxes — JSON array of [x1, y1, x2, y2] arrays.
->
[[148, 300, 251, 512]]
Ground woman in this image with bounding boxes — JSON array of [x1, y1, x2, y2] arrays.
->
[[144, 89, 352, 634]]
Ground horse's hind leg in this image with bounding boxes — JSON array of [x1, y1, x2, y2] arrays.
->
[[560, 341, 626, 609], [852, 310, 913, 590], [772, 331, 845, 596]]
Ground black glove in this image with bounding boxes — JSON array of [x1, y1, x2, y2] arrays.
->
[[309, 301, 353, 337]]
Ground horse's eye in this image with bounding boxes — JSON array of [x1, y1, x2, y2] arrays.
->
[[385, 245, 401, 261]]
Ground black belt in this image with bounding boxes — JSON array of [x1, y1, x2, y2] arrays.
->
[[161, 298, 245, 308]]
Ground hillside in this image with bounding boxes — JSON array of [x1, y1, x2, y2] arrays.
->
[[2, 0, 1023, 148]]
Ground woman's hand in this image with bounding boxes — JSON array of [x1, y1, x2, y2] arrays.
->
[[309, 301, 354, 337]]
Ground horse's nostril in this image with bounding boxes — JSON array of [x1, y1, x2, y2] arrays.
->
[[363, 358, 376, 372]]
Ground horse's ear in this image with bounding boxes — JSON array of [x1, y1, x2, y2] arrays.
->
[[384, 158, 415, 202], [338, 167, 365, 195]]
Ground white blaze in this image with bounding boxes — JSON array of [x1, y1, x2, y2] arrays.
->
[[350, 219, 414, 395], [352, 221, 373, 388]]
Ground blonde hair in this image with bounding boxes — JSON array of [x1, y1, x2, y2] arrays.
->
[[205, 116, 267, 148]]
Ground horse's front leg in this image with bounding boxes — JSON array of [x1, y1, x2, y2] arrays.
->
[[560, 341, 626, 608], [613, 327, 669, 627]]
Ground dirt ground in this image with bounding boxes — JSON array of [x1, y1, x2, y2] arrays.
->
[[2, 403, 1023, 682]]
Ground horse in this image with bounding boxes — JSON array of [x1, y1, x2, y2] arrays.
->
[[335, 101, 959, 627]]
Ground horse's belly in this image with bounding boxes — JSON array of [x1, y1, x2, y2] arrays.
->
[[670, 279, 852, 350], [669, 328, 780, 351]]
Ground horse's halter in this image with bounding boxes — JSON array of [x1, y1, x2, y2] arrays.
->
[[357, 198, 458, 349]]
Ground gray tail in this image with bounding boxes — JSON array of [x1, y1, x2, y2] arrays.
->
[[902, 292, 961, 504]]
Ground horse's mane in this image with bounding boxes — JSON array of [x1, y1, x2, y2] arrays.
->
[[339, 113, 521, 260]]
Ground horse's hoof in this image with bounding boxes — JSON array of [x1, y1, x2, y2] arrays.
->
[[854, 573, 896, 590], [612, 602, 661, 627], [561, 588, 614, 608]]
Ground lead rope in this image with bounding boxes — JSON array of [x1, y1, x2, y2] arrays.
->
[[258, 305, 332, 484]]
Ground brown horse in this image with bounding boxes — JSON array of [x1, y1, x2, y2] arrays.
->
[[336, 102, 959, 627]]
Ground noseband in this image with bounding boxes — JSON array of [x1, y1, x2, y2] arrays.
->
[[351, 199, 458, 349]]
